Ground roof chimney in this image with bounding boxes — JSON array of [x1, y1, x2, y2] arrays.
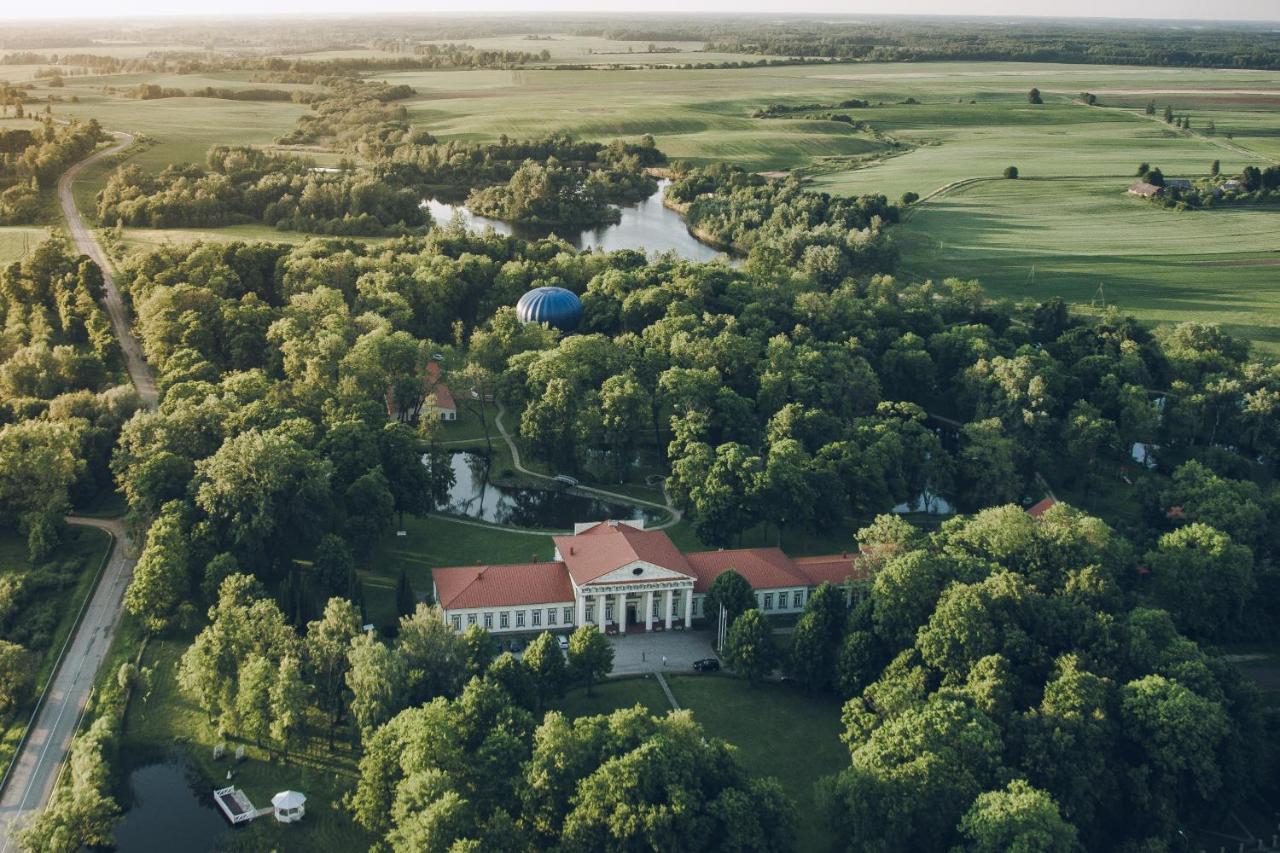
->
[[569, 546, 575, 556]]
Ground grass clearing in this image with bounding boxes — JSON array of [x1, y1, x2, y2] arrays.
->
[[554, 673, 846, 852]]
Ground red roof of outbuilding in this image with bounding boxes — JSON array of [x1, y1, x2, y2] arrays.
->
[[1027, 498, 1057, 518], [554, 522, 693, 585], [433, 561, 573, 609]]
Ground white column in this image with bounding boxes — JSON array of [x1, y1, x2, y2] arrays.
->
[[576, 590, 585, 627], [644, 590, 654, 632], [616, 591, 627, 634], [684, 587, 693, 629], [664, 588, 673, 630], [597, 593, 607, 631]]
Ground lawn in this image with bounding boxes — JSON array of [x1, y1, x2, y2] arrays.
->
[[555, 673, 847, 852], [117, 633, 373, 852], [0, 525, 113, 785], [551, 674, 672, 719], [363, 514, 555, 627]]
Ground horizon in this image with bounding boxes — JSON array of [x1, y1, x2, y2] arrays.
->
[[0, 5, 1277, 25]]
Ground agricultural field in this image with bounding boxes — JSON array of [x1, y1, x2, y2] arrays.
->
[[16, 52, 1280, 344]]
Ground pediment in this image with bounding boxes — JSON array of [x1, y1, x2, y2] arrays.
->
[[585, 560, 692, 586]]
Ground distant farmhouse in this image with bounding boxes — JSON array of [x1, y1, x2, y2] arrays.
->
[[432, 520, 860, 635], [1127, 181, 1163, 198]]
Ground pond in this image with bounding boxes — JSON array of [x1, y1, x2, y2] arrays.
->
[[431, 450, 664, 530], [113, 759, 230, 852], [424, 180, 731, 263], [893, 489, 955, 516]]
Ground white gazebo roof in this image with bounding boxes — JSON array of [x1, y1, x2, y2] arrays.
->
[[271, 790, 306, 810]]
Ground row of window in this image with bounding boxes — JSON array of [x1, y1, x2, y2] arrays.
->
[[759, 589, 805, 611], [450, 606, 576, 633]]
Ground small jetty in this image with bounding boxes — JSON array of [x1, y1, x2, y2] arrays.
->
[[213, 787, 273, 824], [214, 786, 306, 825]]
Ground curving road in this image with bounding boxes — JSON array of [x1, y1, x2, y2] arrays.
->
[[0, 133, 155, 848], [58, 131, 157, 410]]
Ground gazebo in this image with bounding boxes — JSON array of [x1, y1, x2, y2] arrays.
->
[[271, 790, 306, 823]]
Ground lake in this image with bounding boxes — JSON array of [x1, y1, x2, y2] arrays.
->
[[424, 180, 730, 263], [113, 760, 230, 852], [433, 450, 664, 530]]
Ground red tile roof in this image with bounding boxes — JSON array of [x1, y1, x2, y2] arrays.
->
[[424, 362, 456, 412], [685, 547, 811, 592], [554, 522, 693, 585], [794, 554, 863, 586], [434, 561, 573, 609], [432, 383, 456, 412], [1026, 497, 1057, 518]]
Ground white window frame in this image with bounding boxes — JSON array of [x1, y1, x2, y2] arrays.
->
[[516, 610, 526, 628], [500, 612, 509, 629], [564, 606, 574, 624], [484, 613, 493, 630], [532, 609, 542, 627]]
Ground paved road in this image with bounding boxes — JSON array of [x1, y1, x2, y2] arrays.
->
[[0, 133, 156, 848], [0, 518, 135, 850], [57, 131, 157, 410]]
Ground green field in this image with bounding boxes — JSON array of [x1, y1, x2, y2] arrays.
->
[[22, 53, 1280, 346]]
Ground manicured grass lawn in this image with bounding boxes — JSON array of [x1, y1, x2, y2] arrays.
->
[[555, 673, 846, 852], [0, 525, 113, 783], [551, 675, 672, 719], [119, 634, 373, 852], [363, 514, 554, 627]]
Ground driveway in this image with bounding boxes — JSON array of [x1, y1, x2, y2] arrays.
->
[[609, 629, 719, 675]]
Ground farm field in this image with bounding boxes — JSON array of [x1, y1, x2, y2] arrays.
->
[[21, 54, 1280, 344], [896, 176, 1280, 345]]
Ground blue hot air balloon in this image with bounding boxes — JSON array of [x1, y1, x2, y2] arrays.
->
[[515, 286, 583, 333]]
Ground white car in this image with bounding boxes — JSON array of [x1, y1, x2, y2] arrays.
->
[[557, 635, 570, 651]]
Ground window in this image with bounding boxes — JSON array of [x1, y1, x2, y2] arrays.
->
[[763, 593, 774, 611], [484, 613, 493, 630], [467, 613, 478, 626], [606, 604, 613, 621], [564, 606, 574, 624], [516, 611, 526, 628], [778, 591, 789, 610], [585, 605, 594, 622], [547, 608, 557, 626], [795, 590, 805, 607], [692, 597, 700, 616], [451, 615, 461, 630], [532, 609, 542, 627], [652, 597, 661, 617], [500, 612, 509, 629]]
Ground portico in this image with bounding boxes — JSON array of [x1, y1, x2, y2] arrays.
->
[[577, 578, 694, 634]]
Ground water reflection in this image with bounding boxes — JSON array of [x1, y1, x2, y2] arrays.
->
[[424, 180, 730, 262], [893, 490, 955, 515], [432, 450, 663, 530], [113, 760, 229, 852]]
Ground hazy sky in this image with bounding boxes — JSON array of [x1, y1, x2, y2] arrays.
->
[[0, 1, 1276, 22]]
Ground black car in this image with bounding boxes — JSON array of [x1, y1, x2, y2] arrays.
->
[[693, 658, 720, 672]]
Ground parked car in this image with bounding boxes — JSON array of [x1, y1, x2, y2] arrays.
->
[[508, 638, 524, 652], [693, 658, 720, 673], [557, 635, 570, 651]]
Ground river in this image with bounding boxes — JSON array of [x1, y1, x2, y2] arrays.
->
[[424, 179, 730, 262]]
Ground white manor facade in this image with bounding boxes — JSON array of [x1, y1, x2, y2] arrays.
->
[[433, 520, 860, 635]]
